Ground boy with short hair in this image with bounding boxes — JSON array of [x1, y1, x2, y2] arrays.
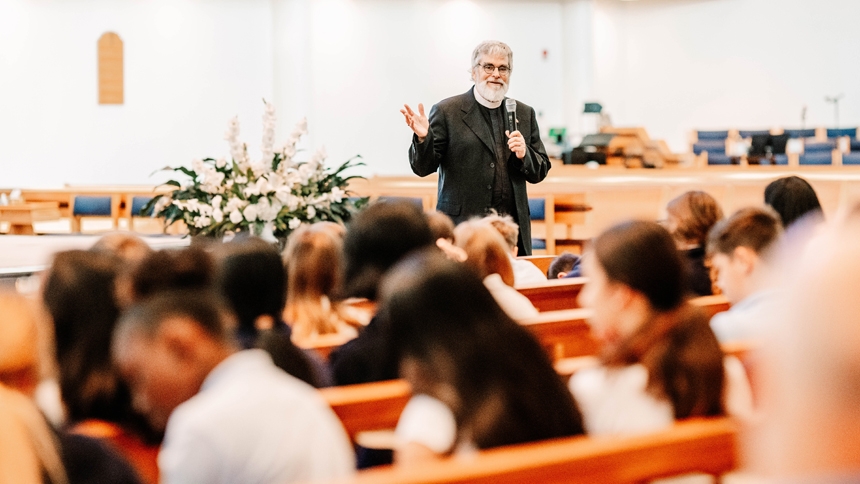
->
[[706, 207, 783, 342]]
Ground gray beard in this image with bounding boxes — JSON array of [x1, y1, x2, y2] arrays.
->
[[476, 80, 508, 103]]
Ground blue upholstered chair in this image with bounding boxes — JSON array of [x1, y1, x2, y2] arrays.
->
[[131, 196, 154, 216], [773, 154, 789, 165], [71, 195, 118, 233], [799, 152, 833, 165], [738, 130, 770, 139], [784, 128, 816, 139], [826, 128, 857, 139], [804, 140, 836, 153], [529, 198, 548, 254], [851, 139, 860, 152], [696, 130, 729, 141], [842, 152, 860, 165]]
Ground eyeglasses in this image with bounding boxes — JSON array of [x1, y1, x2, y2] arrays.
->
[[478, 63, 511, 76]]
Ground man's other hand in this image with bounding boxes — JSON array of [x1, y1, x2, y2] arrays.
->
[[401, 104, 429, 141], [506, 130, 526, 159]]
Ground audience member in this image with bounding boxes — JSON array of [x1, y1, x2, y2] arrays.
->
[[0, 292, 43, 397], [426, 210, 455, 244], [125, 247, 213, 305], [112, 290, 354, 483], [90, 233, 154, 265], [328, 201, 434, 386], [747, 202, 860, 481], [380, 250, 584, 464], [482, 212, 546, 285], [41, 251, 157, 483], [665, 191, 724, 296], [454, 220, 538, 320], [0, 384, 67, 484], [764, 175, 824, 229], [549, 251, 581, 279], [707, 207, 782, 342], [215, 236, 325, 387], [282, 225, 364, 347], [570, 221, 753, 436]]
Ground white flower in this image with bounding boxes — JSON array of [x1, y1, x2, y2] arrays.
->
[[289, 218, 301, 230], [191, 158, 205, 174], [306, 205, 316, 219], [154, 196, 171, 213], [225, 197, 247, 213], [330, 187, 345, 203], [211, 195, 223, 208], [229, 209, 243, 224], [243, 204, 258, 222], [216, 157, 227, 168], [212, 208, 224, 223]]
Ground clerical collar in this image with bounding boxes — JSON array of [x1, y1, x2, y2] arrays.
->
[[473, 87, 502, 109]]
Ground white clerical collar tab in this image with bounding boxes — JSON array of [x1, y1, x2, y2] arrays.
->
[[473, 88, 502, 109]]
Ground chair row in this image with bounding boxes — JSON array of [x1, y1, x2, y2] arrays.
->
[[692, 127, 860, 166]]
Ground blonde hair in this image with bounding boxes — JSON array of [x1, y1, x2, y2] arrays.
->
[[482, 212, 519, 251], [454, 220, 515, 286], [283, 224, 362, 343]]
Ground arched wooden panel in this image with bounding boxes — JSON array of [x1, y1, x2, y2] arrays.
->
[[98, 32, 123, 104]]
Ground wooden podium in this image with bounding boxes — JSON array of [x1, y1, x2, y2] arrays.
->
[[0, 202, 61, 235]]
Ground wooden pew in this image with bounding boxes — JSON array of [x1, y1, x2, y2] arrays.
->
[[519, 308, 596, 361], [516, 277, 585, 312], [518, 255, 556, 277], [325, 418, 738, 484], [320, 380, 412, 440]]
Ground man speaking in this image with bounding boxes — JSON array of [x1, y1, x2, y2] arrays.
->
[[402, 40, 550, 255]]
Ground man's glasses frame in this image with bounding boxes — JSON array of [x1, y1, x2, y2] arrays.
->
[[478, 63, 511, 76]]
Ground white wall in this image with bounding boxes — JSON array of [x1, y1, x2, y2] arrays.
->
[[4, 0, 860, 186], [0, 0, 274, 188], [593, 0, 860, 151]]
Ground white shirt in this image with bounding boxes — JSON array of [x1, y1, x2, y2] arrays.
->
[[710, 289, 777, 342], [483, 273, 540, 320], [569, 356, 754, 436], [510, 257, 548, 287], [394, 394, 457, 454], [159, 350, 354, 484]]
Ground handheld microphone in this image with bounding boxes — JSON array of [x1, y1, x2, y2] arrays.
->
[[505, 98, 518, 134]]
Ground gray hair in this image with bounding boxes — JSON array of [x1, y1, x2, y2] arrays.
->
[[471, 40, 513, 72]]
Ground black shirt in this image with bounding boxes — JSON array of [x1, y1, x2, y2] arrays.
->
[[477, 103, 517, 219]]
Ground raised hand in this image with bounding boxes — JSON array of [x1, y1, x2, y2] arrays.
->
[[401, 103, 429, 140]]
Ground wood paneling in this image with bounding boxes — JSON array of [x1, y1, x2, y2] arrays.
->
[[98, 32, 123, 105]]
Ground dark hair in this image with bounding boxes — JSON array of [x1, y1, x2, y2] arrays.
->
[[707, 207, 782, 257], [548, 252, 580, 279], [117, 289, 236, 343], [592, 221, 724, 419], [666, 191, 724, 246], [764, 176, 823, 228], [128, 247, 214, 303], [41, 251, 142, 429], [380, 250, 584, 450], [214, 237, 320, 387], [342, 201, 434, 300], [426, 211, 455, 242], [593, 221, 686, 312], [215, 237, 286, 342]]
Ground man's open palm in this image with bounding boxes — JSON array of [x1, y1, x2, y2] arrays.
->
[[401, 103, 429, 140]]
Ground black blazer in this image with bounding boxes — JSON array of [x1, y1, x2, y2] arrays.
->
[[409, 87, 551, 254]]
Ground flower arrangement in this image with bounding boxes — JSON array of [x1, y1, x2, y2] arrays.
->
[[144, 101, 367, 240]]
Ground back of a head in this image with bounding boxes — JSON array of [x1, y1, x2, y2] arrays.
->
[[482, 213, 519, 252], [593, 220, 686, 312], [454, 220, 515, 286], [41, 250, 131, 424], [707, 206, 782, 258], [764, 176, 823, 228], [117, 289, 235, 346], [425, 210, 455, 243], [342, 200, 433, 300], [284, 225, 342, 303], [666, 191, 724, 247], [216, 237, 286, 338], [750, 202, 860, 476], [90, 233, 154, 265], [129, 247, 214, 303], [548, 252, 579, 279], [380, 250, 583, 449]]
